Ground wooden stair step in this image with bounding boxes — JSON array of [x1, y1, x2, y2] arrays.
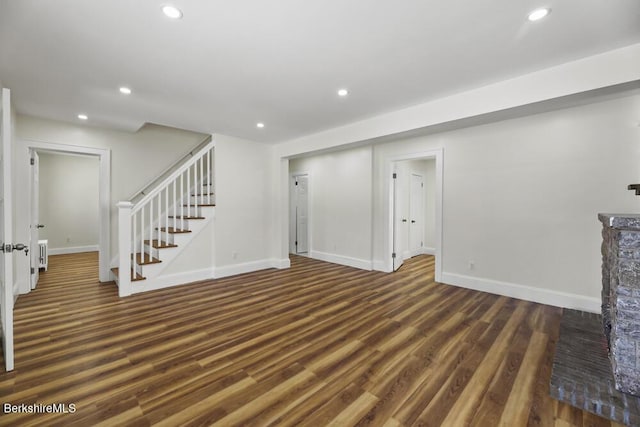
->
[[628, 184, 640, 195], [111, 267, 146, 282], [191, 192, 215, 196], [156, 227, 191, 234], [144, 239, 178, 249], [168, 215, 205, 220], [183, 204, 216, 207], [134, 253, 162, 265]]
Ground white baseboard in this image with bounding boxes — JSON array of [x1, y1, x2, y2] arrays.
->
[[49, 245, 99, 255], [422, 247, 436, 255], [440, 272, 601, 313], [270, 258, 291, 269], [214, 258, 289, 279], [373, 260, 391, 272], [133, 268, 215, 294], [310, 250, 373, 271]]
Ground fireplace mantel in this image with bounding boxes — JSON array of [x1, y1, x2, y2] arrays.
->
[[599, 213, 640, 397]]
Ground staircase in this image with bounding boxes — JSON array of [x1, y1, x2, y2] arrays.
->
[[112, 139, 215, 297]]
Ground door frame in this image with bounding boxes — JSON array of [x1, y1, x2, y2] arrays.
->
[[289, 172, 310, 255], [408, 172, 425, 257], [29, 149, 39, 289], [385, 148, 443, 281], [23, 139, 111, 284]]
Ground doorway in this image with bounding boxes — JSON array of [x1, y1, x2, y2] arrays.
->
[[289, 173, 309, 255], [30, 150, 100, 289], [387, 149, 443, 280], [23, 140, 110, 288]]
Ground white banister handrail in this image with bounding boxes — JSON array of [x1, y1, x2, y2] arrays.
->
[[131, 140, 215, 214]]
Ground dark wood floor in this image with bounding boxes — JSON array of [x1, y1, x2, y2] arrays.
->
[[0, 252, 624, 426]]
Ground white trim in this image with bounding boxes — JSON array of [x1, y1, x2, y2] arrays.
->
[[310, 250, 373, 271], [132, 267, 215, 294], [271, 258, 291, 269], [385, 148, 443, 281], [440, 272, 600, 313], [373, 260, 389, 272], [421, 247, 436, 255], [49, 245, 99, 255], [132, 257, 290, 293], [23, 139, 111, 283], [214, 259, 282, 279]]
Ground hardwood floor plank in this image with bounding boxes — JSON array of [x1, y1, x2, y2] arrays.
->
[[0, 252, 620, 426]]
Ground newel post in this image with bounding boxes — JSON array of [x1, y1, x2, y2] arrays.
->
[[117, 201, 133, 297]]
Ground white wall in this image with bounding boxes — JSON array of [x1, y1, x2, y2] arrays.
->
[[213, 134, 276, 274], [289, 145, 373, 269], [38, 152, 99, 252], [372, 92, 640, 311]]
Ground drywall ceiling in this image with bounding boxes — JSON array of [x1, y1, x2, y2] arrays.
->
[[0, 0, 639, 143]]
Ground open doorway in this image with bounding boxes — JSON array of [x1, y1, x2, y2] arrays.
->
[[30, 150, 100, 289], [23, 140, 110, 290], [289, 173, 310, 255], [392, 159, 435, 270], [387, 148, 443, 281]]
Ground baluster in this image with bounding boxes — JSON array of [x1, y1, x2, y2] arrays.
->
[[140, 207, 143, 256], [157, 193, 161, 245], [173, 179, 177, 231], [187, 166, 191, 219], [132, 211, 137, 265], [207, 149, 211, 205], [149, 198, 153, 253], [165, 186, 169, 236], [180, 172, 185, 231], [193, 162, 198, 213], [200, 155, 204, 205]]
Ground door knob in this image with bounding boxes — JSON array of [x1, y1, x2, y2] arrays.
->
[[0, 243, 29, 256]]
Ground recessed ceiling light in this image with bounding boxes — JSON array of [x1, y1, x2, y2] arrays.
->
[[162, 5, 183, 19], [119, 87, 132, 95], [78, 114, 88, 120], [528, 8, 550, 21], [337, 89, 349, 97], [256, 123, 265, 128]]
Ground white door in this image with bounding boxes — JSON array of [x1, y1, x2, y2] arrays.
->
[[1, 88, 14, 371], [294, 175, 309, 254], [392, 170, 405, 271], [30, 150, 41, 289], [409, 173, 424, 254]]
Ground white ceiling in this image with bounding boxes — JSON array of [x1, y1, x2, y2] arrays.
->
[[0, 0, 639, 144]]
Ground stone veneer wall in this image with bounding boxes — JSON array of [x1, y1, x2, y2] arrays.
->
[[599, 213, 640, 397]]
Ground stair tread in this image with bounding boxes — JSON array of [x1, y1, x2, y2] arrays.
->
[[183, 204, 216, 207], [191, 193, 215, 196], [167, 216, 205, 219], [144, 239, 178, 249], [111, 267, 146, 282], [156, 227, 191, 233], [134, 253, 162, 265]]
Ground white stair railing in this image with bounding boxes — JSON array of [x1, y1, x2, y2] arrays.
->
[[116, 141, 215, 297]]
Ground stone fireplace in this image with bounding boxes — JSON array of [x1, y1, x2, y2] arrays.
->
[[599, 213, 640, 397]]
